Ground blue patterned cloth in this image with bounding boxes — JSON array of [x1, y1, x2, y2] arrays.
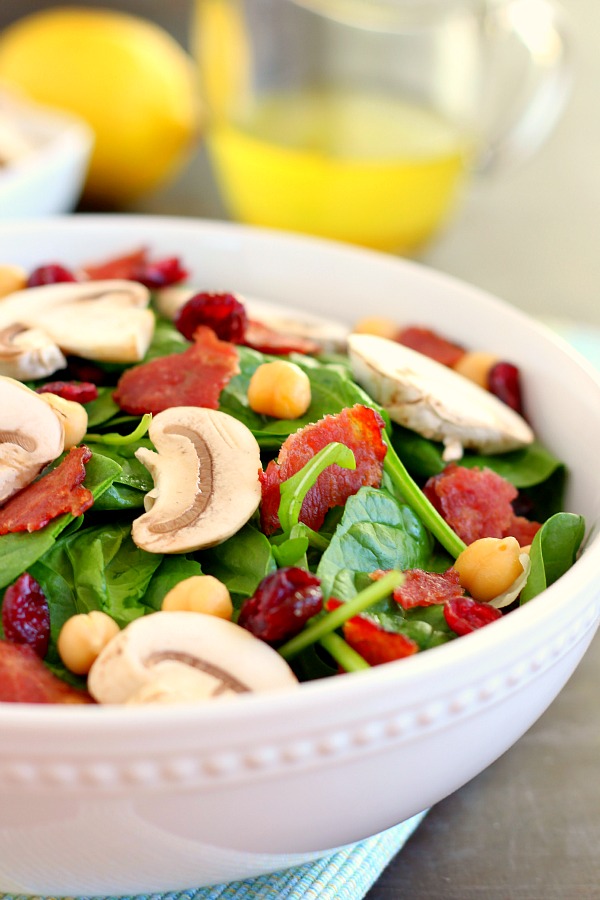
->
[[0, 811, 427, 900]]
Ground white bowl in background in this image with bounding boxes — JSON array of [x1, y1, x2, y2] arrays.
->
[[0, 216, 598, 896], [0, 92, 93, 217]]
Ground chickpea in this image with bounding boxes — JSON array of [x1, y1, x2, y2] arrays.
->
[[453, 351, 500, 390], [0, 264, 27, 298], [58, 611, 120, 675], [352, 316, 398, 340], [454, 536, 525, 603], [247, 360, 311, 420], [161, 575, 233, 620], [39, 392, 88, 449]]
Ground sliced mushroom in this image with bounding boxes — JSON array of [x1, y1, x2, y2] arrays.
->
[[0, 279, 154, 363], [87, 611, 299, 704], [348, 333, 534, 459], [155, 286, 350, 353], [0, 323, 67, 380], [0, 375, 65, 504], [132, 406, 262, 554]]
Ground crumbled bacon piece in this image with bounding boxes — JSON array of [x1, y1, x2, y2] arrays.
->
[[0, 446, 93, 535], [444, 596, 502, 636], [81, 247, 188, 287], [113, 326, 240, 415], [397, 326, 465, 368], [423, 463, 541, 545], [326, 598, 418, 666], [242, 320, 320, 356], [0, 640, 93, 704], [390, 567, 465, 609], [260, 404, 387, 535]]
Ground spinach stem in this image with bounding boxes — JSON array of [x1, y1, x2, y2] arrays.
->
[[279, 569, 403, 660], [319, 632, 370, 672], [383, 440, 466, 559], [85, 413, 152, 446]]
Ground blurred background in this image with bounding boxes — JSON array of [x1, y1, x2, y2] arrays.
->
[[0, 0, 599, 332]]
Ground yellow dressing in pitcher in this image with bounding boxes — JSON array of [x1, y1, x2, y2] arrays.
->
[[206, 90, 471, 252]]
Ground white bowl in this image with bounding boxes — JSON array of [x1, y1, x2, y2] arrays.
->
[[0, 93, 93, 217], [0, 216, 599, 896]]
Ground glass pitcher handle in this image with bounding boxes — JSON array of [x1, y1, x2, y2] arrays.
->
[[477, 0, 572, 173]]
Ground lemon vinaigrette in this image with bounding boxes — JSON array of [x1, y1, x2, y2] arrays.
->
[[205, 91, 472, 253]]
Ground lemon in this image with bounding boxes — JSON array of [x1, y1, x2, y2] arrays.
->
[[0, 7, 202, 204]]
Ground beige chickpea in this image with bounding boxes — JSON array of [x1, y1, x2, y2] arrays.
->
[[0, 264, 27, 298], [247, 360, 311, 420], [454, 536, 525, 603], [39, 392, 88, 449], [453, 351, 500, 389], [58, 611, 120, 675], [161, 575, 233, 620], [352, 316, 398, 340]]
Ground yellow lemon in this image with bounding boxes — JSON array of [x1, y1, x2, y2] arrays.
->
[[0, 7, 202, 204]]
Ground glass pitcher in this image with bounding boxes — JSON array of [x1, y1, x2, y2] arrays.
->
[[192, 0, 571, 253]]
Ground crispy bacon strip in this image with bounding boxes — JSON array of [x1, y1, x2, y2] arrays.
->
[[0, 446, 93, 535], [242, 320, 321, 356], [423, 463, 541, 545], [260, 404, 387, 535], [397, 326, 465, 368], [326, 598, 418, 666], [0, 640, 93, 704], [388, 567, 465, 610], [113, 325, 240, 415]]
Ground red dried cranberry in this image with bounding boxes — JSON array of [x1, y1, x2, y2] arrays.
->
[[175, 292, 248, 343], [2, 573, 50, 658], [135, 256, 188, 288], [488, 362, 524, 415], [36, 381, 99, 403], [62, 357, 109, 386], [444, 596, 502, 636], [238, 567, 323, 644], [27, 264, 77, 287]]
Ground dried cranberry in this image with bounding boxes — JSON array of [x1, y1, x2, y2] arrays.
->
[[488, 361, 524, 415], [238, 567, 323, 644], [61, 357, 109, 386], [135, 256, 188, 289], [175, 292, 248, 343], [2, 573, 50, 658], [36, 381, 99, 403], [444, 596, 502, 636], [27, 264, 77, 287]]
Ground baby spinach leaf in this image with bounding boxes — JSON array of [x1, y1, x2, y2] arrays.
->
[[140, 555, 203, 612], [316, 486, 433, 599], [220, 346, 388, 449], [391, 426, 563, 490], [85, 387, 120, 428], [0, 452, 121, 589], [520, 512, 585, 603], [199, 523, 277, 607]]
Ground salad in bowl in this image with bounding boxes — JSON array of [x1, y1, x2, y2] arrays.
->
[[0, 217, 597, 896]]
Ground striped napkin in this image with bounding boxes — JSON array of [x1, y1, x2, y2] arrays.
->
[[0, 811, 428, 900]]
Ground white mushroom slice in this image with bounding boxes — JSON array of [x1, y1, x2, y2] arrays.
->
[[0, 280, 154, 362], [133, 407, 262, 554], [348, 333, 534, 458], [0, 375, 65, 504], [0, 323, 67, 380], [87, 611, 298, 705], [154, 287, 350, 353]]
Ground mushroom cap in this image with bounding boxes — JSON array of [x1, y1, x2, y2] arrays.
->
[[0, 279, 154, 363], [132, 406, 262, 554], [88, 611, 299, 705], [0, 323, 67, 380], [0, 375, 65, 503], [348, 333, 534, 457]]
